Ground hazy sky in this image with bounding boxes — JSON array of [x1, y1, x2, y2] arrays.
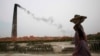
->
[[0, 0, 100, 37]]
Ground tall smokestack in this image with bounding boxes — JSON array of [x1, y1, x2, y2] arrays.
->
[[12, 4, 18, 38]]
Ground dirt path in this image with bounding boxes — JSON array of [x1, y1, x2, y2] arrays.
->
[[0, 53, 99, 56]]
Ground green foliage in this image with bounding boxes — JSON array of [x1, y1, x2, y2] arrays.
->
[[95, 35, 100, 40], [0, 43, 8, 52], [90, 41, 100, 52], [87, 34, 100, 40]]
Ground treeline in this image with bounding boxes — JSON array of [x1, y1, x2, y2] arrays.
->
[[87, 32, 100, 52], [87, 32, 100, 40]]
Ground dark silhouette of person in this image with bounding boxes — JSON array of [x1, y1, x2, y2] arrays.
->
[[70, 15, 91, 56]]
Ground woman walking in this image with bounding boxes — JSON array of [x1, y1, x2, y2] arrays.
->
[[70, 15, 91, 56]]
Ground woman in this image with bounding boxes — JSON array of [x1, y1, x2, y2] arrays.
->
[[70, 15, 91, 56]]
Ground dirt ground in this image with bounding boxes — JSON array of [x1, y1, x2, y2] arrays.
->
[[0, 53, 100, 56]]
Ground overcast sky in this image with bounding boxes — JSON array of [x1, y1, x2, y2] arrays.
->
[[0, 0, 100, 37]]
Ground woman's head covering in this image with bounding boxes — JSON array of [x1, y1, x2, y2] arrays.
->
[[70, 14, 87, 22]]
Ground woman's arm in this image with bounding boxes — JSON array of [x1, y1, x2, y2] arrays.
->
[[77, 25, 85, 38], [75, 24, 86, 40]]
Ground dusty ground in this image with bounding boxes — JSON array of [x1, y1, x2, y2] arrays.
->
[[0, 53, 100, 56]]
